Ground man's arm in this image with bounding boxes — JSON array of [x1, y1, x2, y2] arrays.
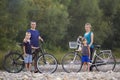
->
[[39, 36, 43, 42]]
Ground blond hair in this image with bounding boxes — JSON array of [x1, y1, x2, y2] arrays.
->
[[85, 23, 92, 28], [25, 32, 31, 36]]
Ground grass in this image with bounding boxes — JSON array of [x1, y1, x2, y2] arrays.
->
[[0, 47, 120, 70], [0, 50, 8, 70], [47, 48, 68, 64], [113, 48, 120, 59]]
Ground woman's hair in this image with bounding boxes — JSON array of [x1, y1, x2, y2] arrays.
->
[[85, 23, 92, 28]]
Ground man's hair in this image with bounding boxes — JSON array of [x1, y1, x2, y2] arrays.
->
[[85, 23, 92, 28], [31, 20, 36, 23]]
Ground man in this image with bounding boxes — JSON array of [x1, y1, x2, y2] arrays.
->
[[27, 21, 43, 73]]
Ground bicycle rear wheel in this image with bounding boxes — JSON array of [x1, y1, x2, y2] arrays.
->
[[3, 51, 24, 73], [95, 50, 116, 72], [61, 52, 82, 73], [37, 53, 58, 73]]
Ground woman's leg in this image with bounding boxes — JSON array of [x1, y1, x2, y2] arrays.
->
[[90, 48, 94, 60], [90, 48, 94, 71]]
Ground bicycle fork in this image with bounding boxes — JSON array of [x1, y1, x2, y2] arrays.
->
[[71, 52, 77, 63]]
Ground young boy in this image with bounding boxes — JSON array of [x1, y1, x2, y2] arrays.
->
[[23, 32, 32, 72], [81, 38, 90, 72]]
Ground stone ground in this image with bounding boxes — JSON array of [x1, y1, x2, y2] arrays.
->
[[0, 60, 120, 80], [0, 71, 120, 80]]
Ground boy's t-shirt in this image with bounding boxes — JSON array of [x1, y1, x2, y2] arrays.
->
[[27, 29, 40, 47], [23, 41, 32, 55], [82, 46, 89, 56]]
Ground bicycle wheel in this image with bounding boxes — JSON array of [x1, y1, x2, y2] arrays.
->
[[37, 53, 58, 73], [95, 50, 116, 72], [3, 51, 24, 73], [61, 52, 82, 73]]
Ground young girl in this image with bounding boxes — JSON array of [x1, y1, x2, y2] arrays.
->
[[23, 32, 32, 72], [81, 38, 90, 72]]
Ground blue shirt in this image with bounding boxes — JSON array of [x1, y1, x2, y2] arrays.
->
[[84, 32, 94, 48], [27, 29, 40, 47], [23, 41, 32, 54]]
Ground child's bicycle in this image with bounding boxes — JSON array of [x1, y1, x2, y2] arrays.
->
[[3, 42, 58, 73], [61, 37, 116, 73]]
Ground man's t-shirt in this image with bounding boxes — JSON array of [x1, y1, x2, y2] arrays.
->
[[23, 41, 32, 54], [27, 29, 40, 47]]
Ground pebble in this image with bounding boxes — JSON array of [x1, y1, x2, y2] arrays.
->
[[0, 71, 120, 80]]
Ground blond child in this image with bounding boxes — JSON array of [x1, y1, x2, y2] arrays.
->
[[23, 32, 32, 72]]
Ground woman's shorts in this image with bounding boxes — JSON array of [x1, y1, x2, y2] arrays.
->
[[24, 54, 32, 64], [81, 55, 90, 63]]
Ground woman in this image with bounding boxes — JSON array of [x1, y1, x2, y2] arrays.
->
[[84, 23, 94, 70]]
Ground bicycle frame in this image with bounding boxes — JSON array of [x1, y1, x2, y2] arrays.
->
[[91, 49, 113, 66]]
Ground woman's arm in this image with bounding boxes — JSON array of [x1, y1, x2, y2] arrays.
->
[[88, 46, 90, 58], [89, 33, 94, 47]]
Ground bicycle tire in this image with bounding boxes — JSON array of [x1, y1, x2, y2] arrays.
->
[[61, 52, 82, 73], [3, 51, 24, 73], [95, 51, 116, 72], [37, 53, 58, 73]]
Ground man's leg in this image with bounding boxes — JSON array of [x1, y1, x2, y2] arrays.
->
[[34, 52, 38, 73]]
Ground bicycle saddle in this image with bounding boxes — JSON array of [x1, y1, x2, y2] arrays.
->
[[95, 45, 101, 48]]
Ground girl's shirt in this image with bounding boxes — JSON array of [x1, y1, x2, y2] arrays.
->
[[82, 46, 89, 56]]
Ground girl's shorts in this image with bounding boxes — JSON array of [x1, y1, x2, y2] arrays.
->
[[81, 55, 90, 63]]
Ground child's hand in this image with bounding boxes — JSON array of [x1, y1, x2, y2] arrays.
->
[[24, 53, 27, 57]]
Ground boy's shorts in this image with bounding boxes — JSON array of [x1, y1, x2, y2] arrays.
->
[[81, 55, 90, 63], [24, 54, 32, 63]]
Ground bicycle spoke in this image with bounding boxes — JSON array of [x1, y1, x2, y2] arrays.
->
[[37, 53, 58, 73], [62, 52, 82, 73], [3, 52, 24, 73], [95, 52, 116, 72]]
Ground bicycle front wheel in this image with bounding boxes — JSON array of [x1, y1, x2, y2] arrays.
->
[[3, 51, 24, 73], [61, 52, 82, 73], [37, 53, 58, 73], [95, 50, 116, 72]]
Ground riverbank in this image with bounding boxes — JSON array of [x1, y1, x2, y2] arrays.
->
[[0, 71, 120, 80]]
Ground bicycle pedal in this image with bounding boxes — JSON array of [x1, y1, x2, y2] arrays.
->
[[19, 59, 24, 61], [89, 62, 92, 65]]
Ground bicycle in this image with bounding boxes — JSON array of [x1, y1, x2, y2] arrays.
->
[[61, 37, 116, 73], [3, 42, 58, 73]]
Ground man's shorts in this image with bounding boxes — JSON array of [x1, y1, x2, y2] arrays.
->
[[24, 54, 32, 63], [81, 55, 90, 63]]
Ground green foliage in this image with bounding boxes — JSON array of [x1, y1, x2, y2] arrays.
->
[[1, 0, 120, 69], [0, 0, 120, 51]]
